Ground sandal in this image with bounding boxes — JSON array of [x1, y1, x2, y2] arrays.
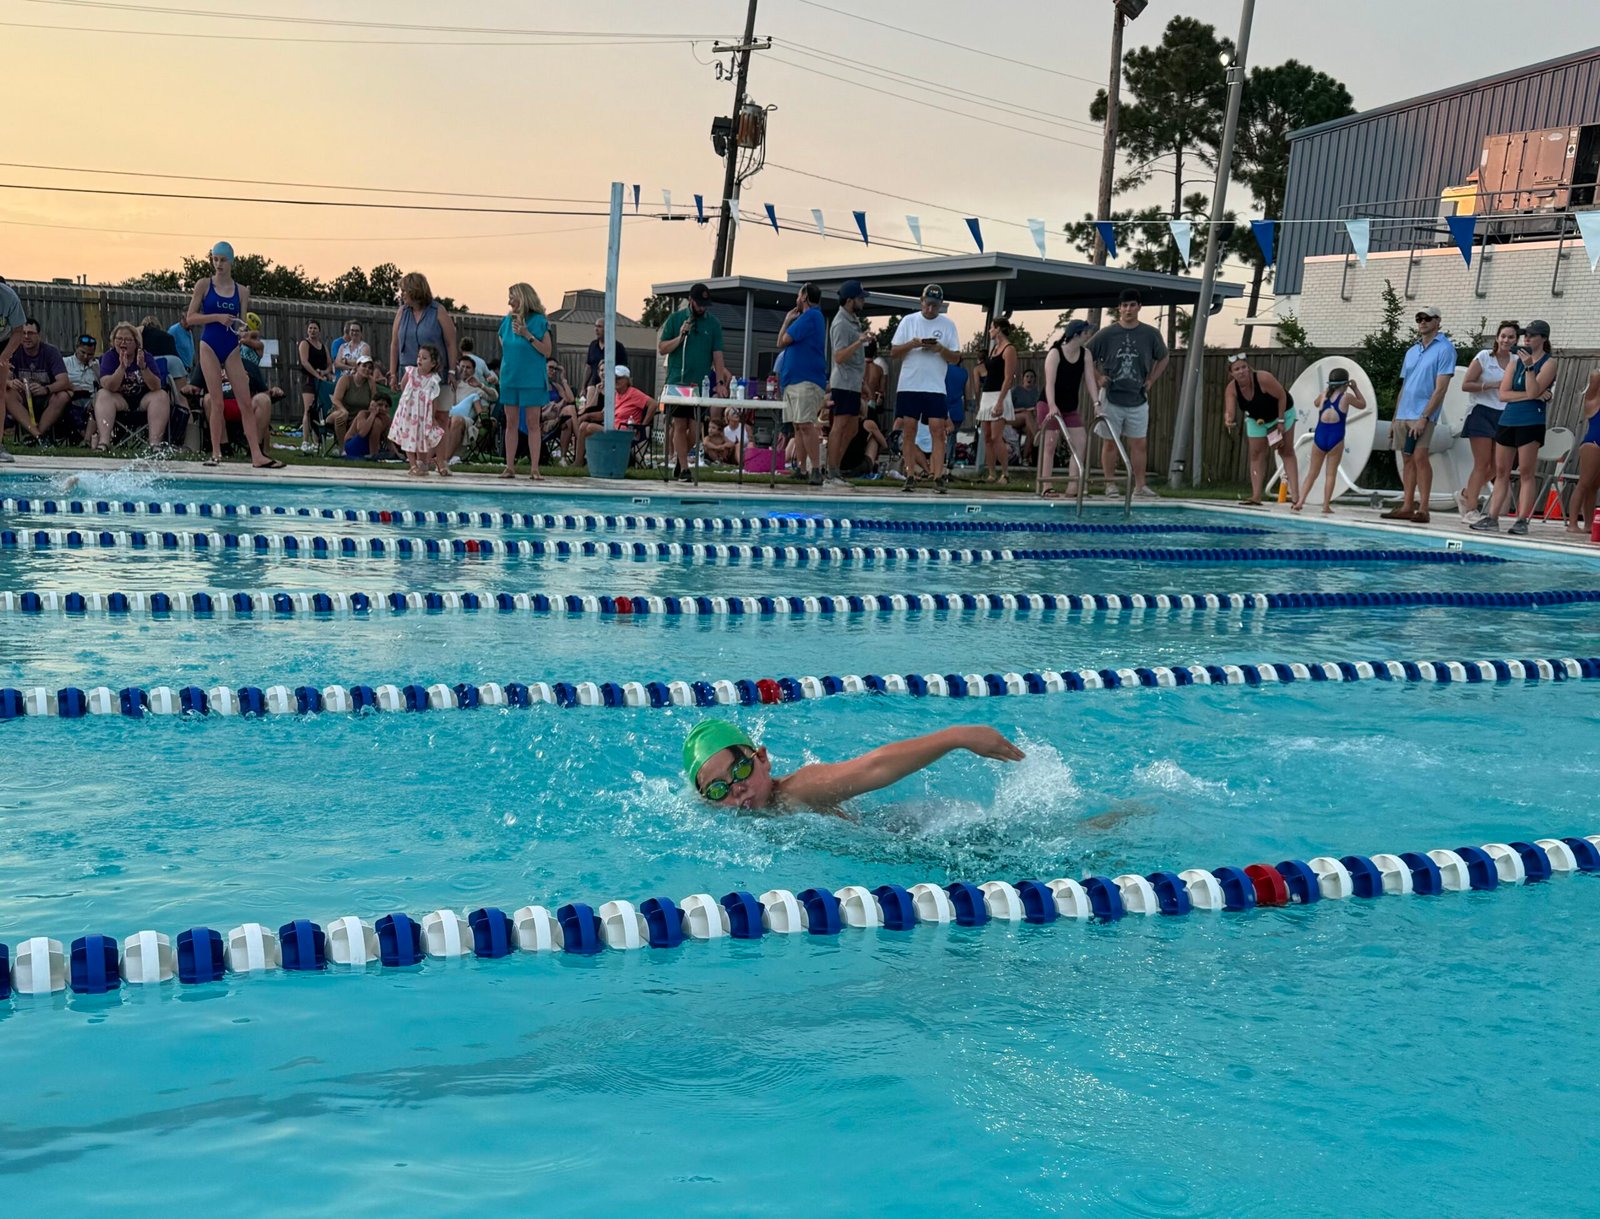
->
[[252, 458, 286, 469], [203, 457, 221, 467], [1040, 486, 1061, 499], [499, 467, 516, 479]]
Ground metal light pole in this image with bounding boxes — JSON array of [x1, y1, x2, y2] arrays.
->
[[710, 0, 764, 278], [1167, 0, 1254, 490], [602, 181, 623, 432], [1092, 1, 1145, 326]]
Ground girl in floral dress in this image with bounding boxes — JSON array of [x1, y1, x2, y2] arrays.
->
[[391, 343, 445, 475]]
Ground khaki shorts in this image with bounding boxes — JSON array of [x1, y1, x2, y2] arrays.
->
[[1391, 416, 1435, 451], [783, 381, 824, 425]]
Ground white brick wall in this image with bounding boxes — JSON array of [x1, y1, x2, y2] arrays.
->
[[1280, 240, 1600, 348]]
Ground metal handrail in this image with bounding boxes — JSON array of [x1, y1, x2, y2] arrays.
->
[[1074, 416, 1134, 521]]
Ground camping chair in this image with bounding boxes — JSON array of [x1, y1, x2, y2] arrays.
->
[[1523, 426, 1576, 520]]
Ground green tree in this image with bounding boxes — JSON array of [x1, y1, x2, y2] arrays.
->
[[120, 255, 459, 309], [1089, 15, 1229, 345], [1275, 312, 1322, 363], [640, 294, 674, 328], [963, 320, 1039, 356], [1233, 61, 1355, 345], [1356, 280, 1411, 417]]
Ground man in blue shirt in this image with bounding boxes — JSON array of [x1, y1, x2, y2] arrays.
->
[[777, 282, 827, 485], [1382, 306, 1459, 524]]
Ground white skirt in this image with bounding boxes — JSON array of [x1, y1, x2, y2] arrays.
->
[[977, 389, 1013, 422]]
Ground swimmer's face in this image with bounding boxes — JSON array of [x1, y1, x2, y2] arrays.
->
[[695, 744, 773, 810]]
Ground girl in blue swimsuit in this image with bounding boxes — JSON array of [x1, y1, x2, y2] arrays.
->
[[185, 241, 281, 468], [1293, 367, 1366, 515]]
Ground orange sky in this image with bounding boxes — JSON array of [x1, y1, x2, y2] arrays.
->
[[6, 0, 1595, 334]]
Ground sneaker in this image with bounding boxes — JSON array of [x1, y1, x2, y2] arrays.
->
[[1470, 516, 1499, 532], [808, 470, 824, 487], [1102, 484, 1119, 497], [901, 476, 919, 493], [933, 474, 949, 496], [0, 446, 12, 463], [1508, 518, 1529, 536], [1455, 490, 1472, 516], [1133, 484, 1159, 499], [300, 441, 316, 453], [1462, 509, 1484, 526]]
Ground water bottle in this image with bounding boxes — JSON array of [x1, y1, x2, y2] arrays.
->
[[700, 375, 711, 398], [765, 374, 778, 400]]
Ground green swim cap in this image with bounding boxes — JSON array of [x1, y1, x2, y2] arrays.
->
[[682, 719, 754, 786]]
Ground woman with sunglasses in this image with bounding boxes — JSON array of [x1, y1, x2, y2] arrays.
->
[[1223, 352, 1299, 507], [683, 720, 1024, 815]]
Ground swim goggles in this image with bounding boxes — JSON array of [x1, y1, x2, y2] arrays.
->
[[699, 747, 755, 802]]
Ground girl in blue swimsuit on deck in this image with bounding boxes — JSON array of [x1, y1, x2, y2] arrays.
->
[[1293, 367, 1366, 515], [184, 241, 282, 468]]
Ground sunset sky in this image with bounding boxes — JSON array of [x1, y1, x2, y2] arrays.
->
[[6, 0, 1597, 330]]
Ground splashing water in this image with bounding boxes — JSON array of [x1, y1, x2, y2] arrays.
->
[[31, 451, 176, 499]]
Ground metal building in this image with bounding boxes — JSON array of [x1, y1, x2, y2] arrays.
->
[[1277, 46, 1600, 298]]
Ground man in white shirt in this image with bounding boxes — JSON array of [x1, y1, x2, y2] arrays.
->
[[62, 333, 100, 443], [889, 284, 960, 492]]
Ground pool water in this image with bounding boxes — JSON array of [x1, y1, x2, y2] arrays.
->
[[3, 468, 1599, 1216]]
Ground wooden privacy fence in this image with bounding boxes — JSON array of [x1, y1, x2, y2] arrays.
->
[[8, 281, 656, 411]]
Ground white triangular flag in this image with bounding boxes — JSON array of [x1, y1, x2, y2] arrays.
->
[[1027, 219, 1047, 259], [662, 189, 673, 217], [1167, 219, 1193, 266], [1577, 211, 1600, 272], [906, 215, 922, 249], [1345, 218, 1370, 267], [811, 208, 826, 239]]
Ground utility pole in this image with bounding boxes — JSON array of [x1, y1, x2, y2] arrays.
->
[[1091, 2, 1145, 324], [1168, 0, 1254, 490], [710, 0, 767, 278]]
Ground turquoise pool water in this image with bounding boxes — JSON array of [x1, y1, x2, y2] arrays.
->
[[3, 468, 1599, 1216]]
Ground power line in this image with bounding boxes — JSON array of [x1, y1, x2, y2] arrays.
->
[[0, 216, 630, 243], [20, 0, 729, 40], [775, 39, 1103, 135], [0, 161, 609, 207], [765, 54, 1101, 152], [790, 0, 1103, 87], [0, 19, 707, 48], [0, 181, 611, 216]]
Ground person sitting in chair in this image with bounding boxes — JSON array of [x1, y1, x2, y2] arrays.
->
[[92, 321, 174, 452]]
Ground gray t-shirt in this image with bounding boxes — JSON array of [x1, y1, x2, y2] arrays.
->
[[1088, 322, 1168, 407], [0, 281, 23, 342], [829, 309, 866, 392]]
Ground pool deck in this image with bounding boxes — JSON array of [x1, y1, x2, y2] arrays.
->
[[3, 452, 1597, 562]]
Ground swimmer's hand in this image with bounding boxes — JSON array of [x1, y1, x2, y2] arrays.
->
[[777, 725, 1024, 810]]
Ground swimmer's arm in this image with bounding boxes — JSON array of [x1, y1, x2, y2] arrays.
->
[[778, 727, 1024, 809]]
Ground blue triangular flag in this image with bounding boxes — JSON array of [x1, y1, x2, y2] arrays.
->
[[1447, 214, 1477, 266], [1094, 222, 1117, 260], [965, 218, 984, 253], [1250, 219, 1277, 266], [764, 203, 780, 235], [694, 194, 705, 224], [631, 184, 640, 213], [853, 210, 869, 245]]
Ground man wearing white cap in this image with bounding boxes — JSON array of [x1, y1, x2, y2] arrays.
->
[[576, 364, 658, 461], [1382, 305, 1458, 524]]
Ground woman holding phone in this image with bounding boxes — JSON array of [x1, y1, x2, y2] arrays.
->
[[1474, 320, 1558, 535]]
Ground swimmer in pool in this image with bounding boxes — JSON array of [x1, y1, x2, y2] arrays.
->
[[683, 719, 1025, 815]]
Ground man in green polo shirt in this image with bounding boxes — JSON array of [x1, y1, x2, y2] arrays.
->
[[657, 281, 731, 480]]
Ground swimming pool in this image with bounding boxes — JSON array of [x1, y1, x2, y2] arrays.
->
[[3, 467, 1598, 1216]]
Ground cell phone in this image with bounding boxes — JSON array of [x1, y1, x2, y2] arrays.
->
[[1402, 431, 1418, 455], [1265, 428, 1283, 448]]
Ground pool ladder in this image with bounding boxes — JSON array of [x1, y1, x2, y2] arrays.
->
[[1073, 418, 1134, 521]]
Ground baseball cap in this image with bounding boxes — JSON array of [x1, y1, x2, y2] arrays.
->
[[356, 354, 374, 365], [614, 364, 632, 379], [1416, 305, 1442, 320], [210, 240, 234, 259], [688, 282, 712, 305], [838, 279, 865, 303], [1524, 319, 1551, 338], [1062, 319, 1091, 342], [921, 284, 943, 302], [682, 719, 754, 786]]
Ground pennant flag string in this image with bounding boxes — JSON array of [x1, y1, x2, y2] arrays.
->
[[1095, 221, 1118, 261], [1577, 211, 1600, 272], [1251, 219, 1277, 267], [1446, 214, 1476, 266], [965, 218, 984, 253], [661, 189, 673, 217], [1168, 219, 1193, 266], [1344, 218, 1370, 267], [906, 215, 922, 249], [853, 210, 869, 246], [1027, 218, 1047, 259], [693, 194, 705, 225], [764, 202, 781, 236], [631, 184, 640, 213], [811, 208, 827, 240]]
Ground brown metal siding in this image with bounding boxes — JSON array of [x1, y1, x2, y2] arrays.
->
[[1278, 49, 1600, 294]]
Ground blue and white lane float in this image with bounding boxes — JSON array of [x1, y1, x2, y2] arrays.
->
[[1, 497, 1270, 537], [6, 834, 1598, 996], [0, 528, 1504, 566], [2, 655, 1595, 719], [0, 586, 1592, 621]]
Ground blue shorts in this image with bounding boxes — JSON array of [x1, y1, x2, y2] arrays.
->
[[343, 435, 370, 459], [895, 391, 947, 423], [830, 388, 862, 417], [1462, 402, 1502, 440]]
